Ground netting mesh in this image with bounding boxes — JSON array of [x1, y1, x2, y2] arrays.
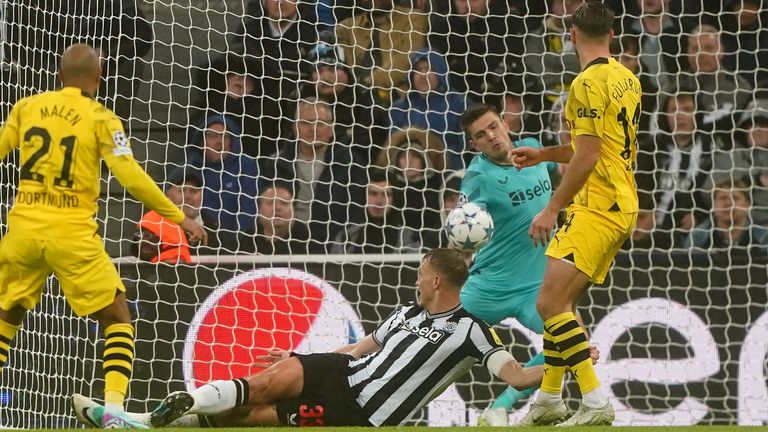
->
[[1, 0, 767, 427]]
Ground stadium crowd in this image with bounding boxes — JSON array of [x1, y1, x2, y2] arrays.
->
[[1, 0, 767, 260]]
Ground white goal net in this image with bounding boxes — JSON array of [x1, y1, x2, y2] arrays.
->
[[1, 0, 767, 428]]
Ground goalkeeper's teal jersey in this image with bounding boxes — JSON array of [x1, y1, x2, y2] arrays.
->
[[460, 137, 552, 303]]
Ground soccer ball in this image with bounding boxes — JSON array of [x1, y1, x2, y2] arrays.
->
[[444, 203, 494, 252]]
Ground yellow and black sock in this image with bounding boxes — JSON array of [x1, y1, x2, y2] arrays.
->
[[103, 323, 135, 409], [547, 311, 600, 395], [540, 319, 567, 394], [0, 319, 20, 373]]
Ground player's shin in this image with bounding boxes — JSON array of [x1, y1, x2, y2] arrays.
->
[[103, 323, 135, 412], [0, 318, 21, 373], [549, 312, 607, 408], [192, 378, 250, 414], [538, 329, 566, 403], [491, 352, 544, 410]]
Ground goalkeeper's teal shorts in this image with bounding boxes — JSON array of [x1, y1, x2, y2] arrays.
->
[[460, 280, 544, 333]]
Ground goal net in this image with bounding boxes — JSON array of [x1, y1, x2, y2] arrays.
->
[[1, 0, 767, 427]]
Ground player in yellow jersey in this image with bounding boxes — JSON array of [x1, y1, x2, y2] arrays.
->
[[509, 2, 640, 426], [0, 44, 207, 429]]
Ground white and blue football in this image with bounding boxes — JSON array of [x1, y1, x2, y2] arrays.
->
[[444, 203, 494, 252]]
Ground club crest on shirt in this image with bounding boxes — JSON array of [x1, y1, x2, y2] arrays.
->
[[442, 322, 457, 333]]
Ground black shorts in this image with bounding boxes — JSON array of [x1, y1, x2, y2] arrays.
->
[[275, 353, 372, 427]]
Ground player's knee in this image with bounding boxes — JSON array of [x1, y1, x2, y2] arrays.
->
[[536, 296, 560, 321], [535, 298, 549, 319]]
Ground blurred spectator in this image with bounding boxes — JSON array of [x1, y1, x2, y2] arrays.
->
[[228, 0, 319, 147], [422, 170, 464, 249], [624, 0, 684, 92], [721, 0, 768, 89], [262, 98, 366, 245], [4, 0, 152, 118], [237, 182, 323, 255], [522, 0, 582, 104], [376, 128, 444, 242], [300, 31, 386, 164], [623, 193, 656, 250], [187, 114, 261, 234], [131, 211, 192, 264], [682, 24, 753, 148], [685, 179, 768, 254], [189, 54, 268, 158], [637, 90, 715, 249], [331, 168, 420, 253], [335, 0, 428, 108], [736, 98, 768, 225], [314, 0, 355, 29], [163, 167, 234, 254], [388, 48, 471, 170], [610, 35, 658, 134], [496, 72, 546, 139], [427, 0, 525, 101]]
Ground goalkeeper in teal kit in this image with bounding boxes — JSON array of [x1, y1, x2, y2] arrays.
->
[[459, 104, 559, 426]]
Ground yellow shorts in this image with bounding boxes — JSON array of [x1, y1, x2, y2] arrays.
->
[[546, 205, 637, 284], [0, 231, 126, 316]]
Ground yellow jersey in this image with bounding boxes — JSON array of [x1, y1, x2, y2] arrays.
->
[[0, 87, 185, 239], [565, 57, 641, 214]]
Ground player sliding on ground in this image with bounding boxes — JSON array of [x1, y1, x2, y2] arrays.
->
[[72, 248, 598, 428], [0, 44, 207, 429], [509, 2, 641, 426]]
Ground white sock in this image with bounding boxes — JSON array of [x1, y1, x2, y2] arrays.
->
[[169, 414, 201, 427], [125, 412, 151, 426], [535, 390, 562, 406], [104, 402, 123, 413], [191, 380, 239, 415], [582, 387, 609, 409]]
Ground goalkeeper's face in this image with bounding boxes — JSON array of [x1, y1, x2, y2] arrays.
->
[[468, 111, 512, 163]]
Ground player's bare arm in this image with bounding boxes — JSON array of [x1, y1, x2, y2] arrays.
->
[[344, 334, 381, 358], [492, 345, 600, 390], [253, 334, 381, 370], [508, 144, 575, 169], [528, 135, 601, 247], [179, 217, 208, 245]]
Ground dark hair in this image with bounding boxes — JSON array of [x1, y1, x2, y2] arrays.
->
[[665, 89, 697, 113], [262, 180, 295, 198], [610, 34, 640, 56], [168, 170, 203, 188], [368, 167, 390, 185], [713, 178, 751, 204], [461, 104, 500, 135], [422, 248, 469, 289], [572, 1, 615, 38]]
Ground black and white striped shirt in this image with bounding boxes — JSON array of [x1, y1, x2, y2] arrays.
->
[[347, 303, 504, 426]]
